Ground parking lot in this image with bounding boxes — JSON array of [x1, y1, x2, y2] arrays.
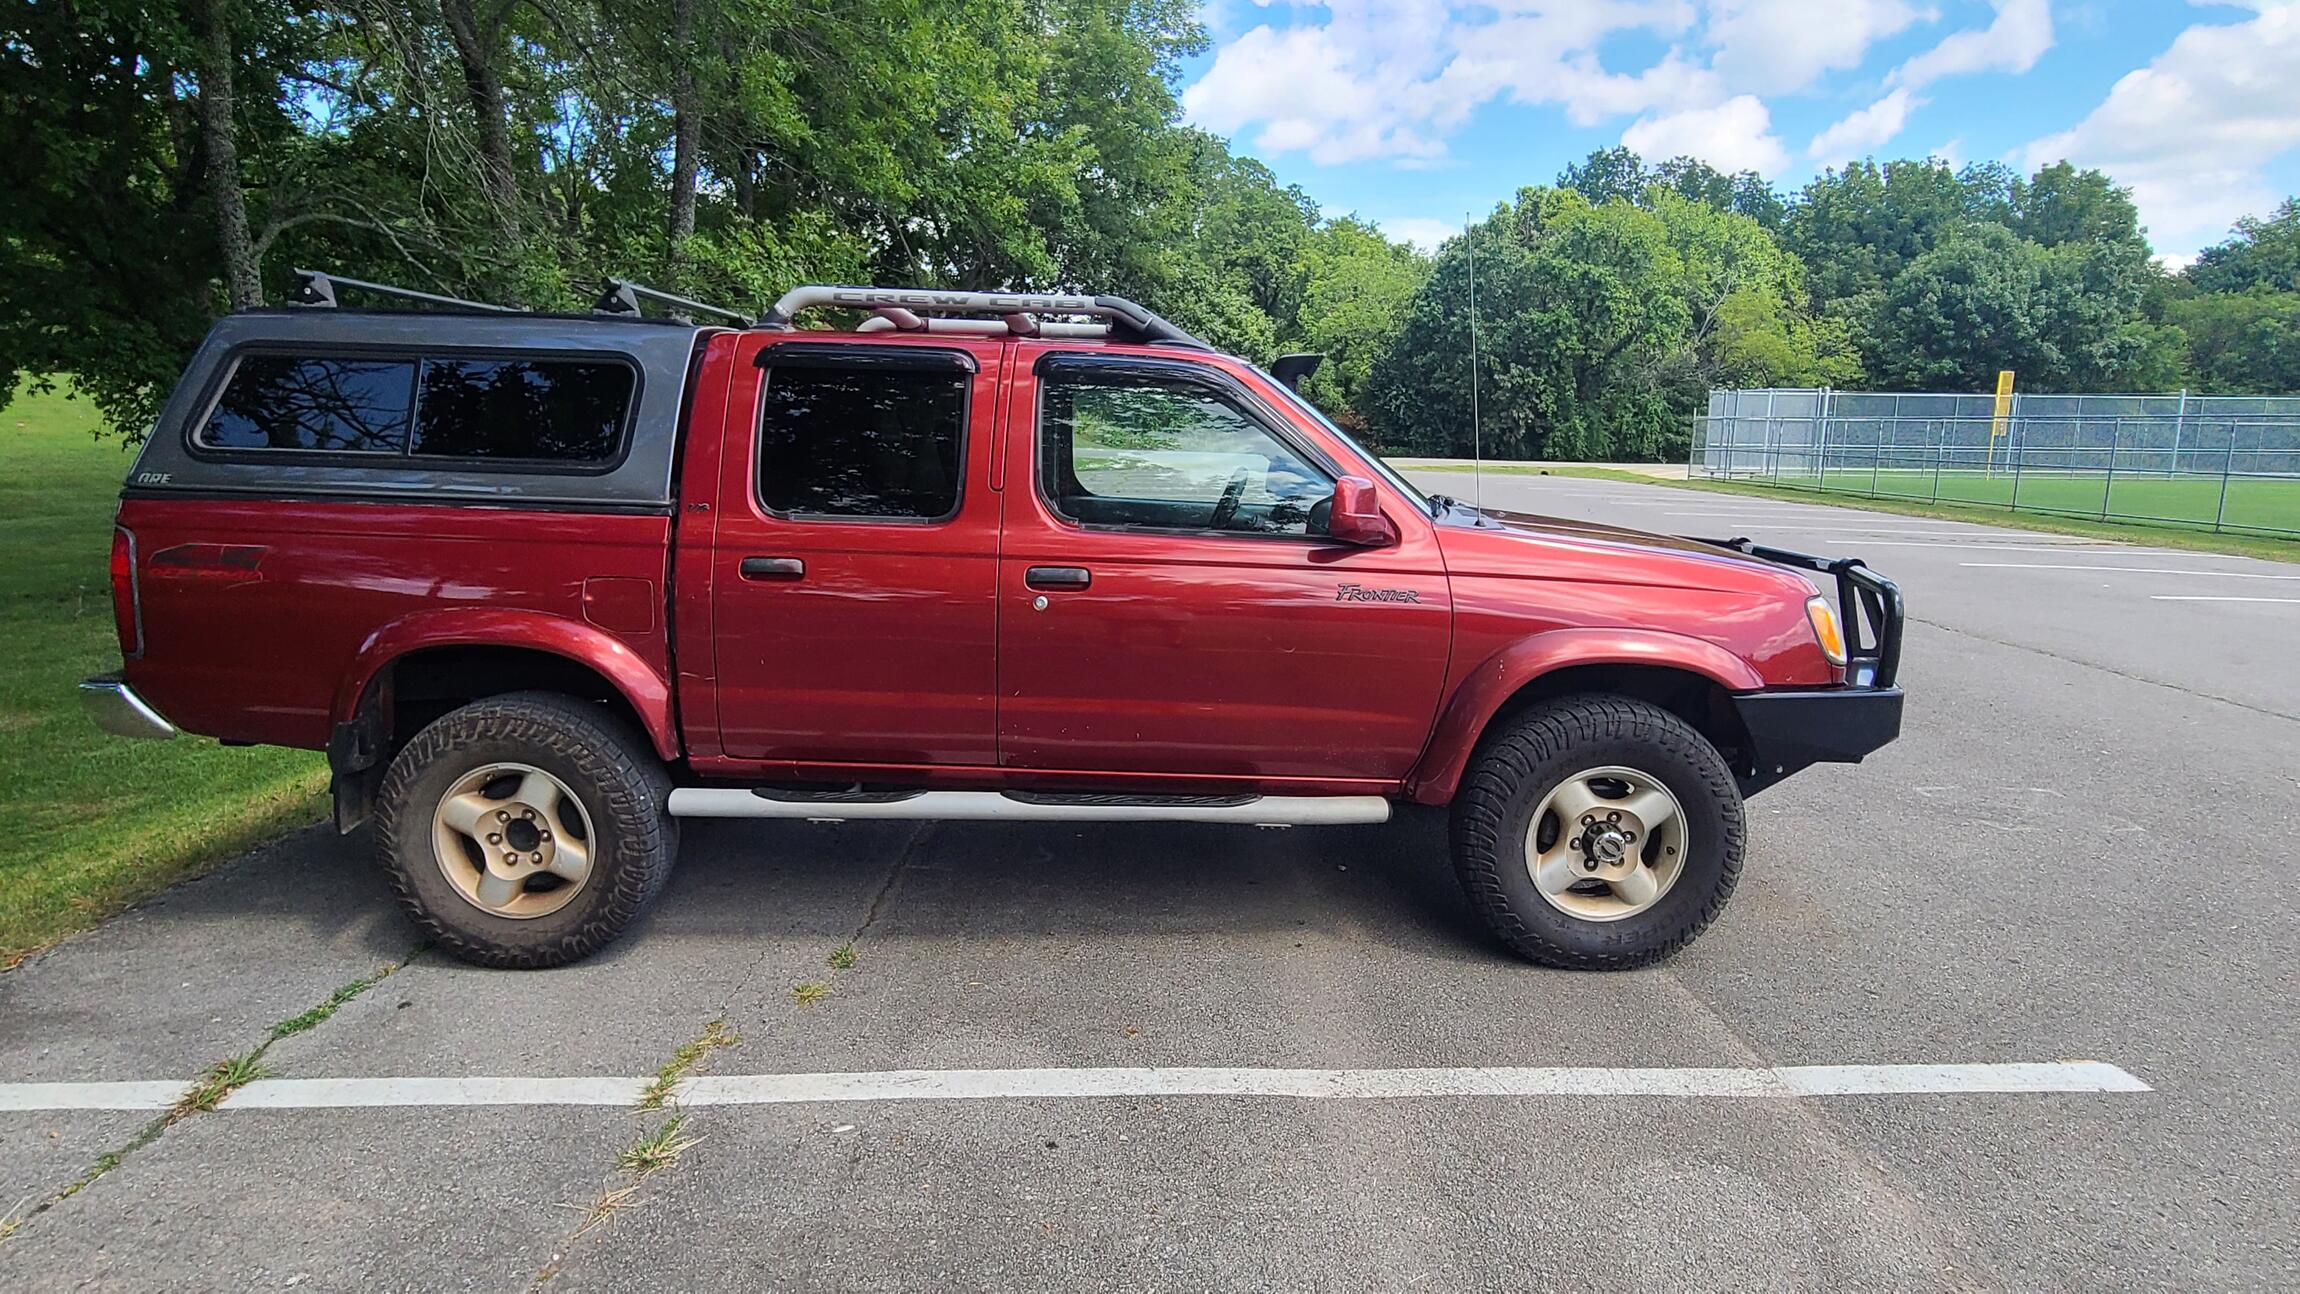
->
[[3, 474, 2296, 1290]]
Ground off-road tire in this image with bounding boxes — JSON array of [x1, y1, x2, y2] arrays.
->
[[375, 691, 675, 969], [1451, 695, 1744, 970]]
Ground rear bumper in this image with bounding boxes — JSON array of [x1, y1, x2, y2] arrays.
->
[[79, 673, 178, 740], [1731, 687, 1902, 795]]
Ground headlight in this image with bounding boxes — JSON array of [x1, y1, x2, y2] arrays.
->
[[1806, 596, 1848, 666]]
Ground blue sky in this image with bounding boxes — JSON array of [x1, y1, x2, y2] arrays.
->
[[1176, 1, 2300, 263]]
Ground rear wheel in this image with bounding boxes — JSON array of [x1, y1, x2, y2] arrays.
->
[[1450, 695, 1744, 970], [375, 691, 674, 968]]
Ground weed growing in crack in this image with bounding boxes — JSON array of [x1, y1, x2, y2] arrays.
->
[[638, 1018, 738, 1110]]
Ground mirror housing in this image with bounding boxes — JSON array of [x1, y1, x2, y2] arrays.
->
[[1326, 476, 1398, 547]]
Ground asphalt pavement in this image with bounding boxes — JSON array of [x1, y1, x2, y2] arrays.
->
[[1, 472, 2294, 1291]]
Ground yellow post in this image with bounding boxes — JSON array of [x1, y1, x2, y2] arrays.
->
[[1988, 370, 2015, 475]]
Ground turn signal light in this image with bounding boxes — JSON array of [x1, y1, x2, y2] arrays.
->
[[1806, 596, 1846, 667]]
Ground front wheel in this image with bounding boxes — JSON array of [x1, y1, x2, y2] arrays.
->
[[1450, 695, 1745, 970], [374, 691, 675, 969]]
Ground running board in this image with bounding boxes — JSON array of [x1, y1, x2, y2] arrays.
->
[[664, 789, 1391, 827]]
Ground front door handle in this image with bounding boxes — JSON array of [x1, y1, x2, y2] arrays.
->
[[1025, 566, 1091, 591], [739, 556, 805, 581]]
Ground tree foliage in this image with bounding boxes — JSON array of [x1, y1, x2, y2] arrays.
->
[[3, 13, 2297, 459]]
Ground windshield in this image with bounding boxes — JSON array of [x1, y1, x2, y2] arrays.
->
[[1253, 369, 1431, 511]]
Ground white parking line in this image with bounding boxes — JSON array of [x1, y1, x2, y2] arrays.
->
[[0, 1062, 2150, 1112], [1961, 563, 2300, 580], [2150, 596, 2300, 604]]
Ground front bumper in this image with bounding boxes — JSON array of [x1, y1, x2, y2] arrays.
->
[[1731, 686, 1903, 794], [1698, 536, 1906, 796], [79, 673, 178, 740]]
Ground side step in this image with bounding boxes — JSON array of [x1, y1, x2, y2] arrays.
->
[[664, 788, 1391, 827]]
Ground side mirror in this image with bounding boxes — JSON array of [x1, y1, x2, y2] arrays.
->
[[1326, 476, 1397, 547]]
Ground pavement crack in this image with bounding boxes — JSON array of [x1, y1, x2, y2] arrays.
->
[[854, 822, 928, 941], [1908, 615, 2300, 724], [529, 1017, 739, 1288], [1652, 965, 2005, 1290], [717, 822, 930, 1014], [0, 945, 421, 1245]]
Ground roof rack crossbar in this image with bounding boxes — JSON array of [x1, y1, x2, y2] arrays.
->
[[289, 268, 521, 314], [758, 286, 1203, 346], [592, 278, 749, 326]]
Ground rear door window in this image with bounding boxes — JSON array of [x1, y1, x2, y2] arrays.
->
[[412, 358, 634, 464], [199, 355, 416, 452], [756, 363, 968, 520]]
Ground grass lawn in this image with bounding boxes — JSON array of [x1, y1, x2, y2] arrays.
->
[[1408, 461, 2300, 563], [0, 385, 326, 967], [1759, 468, 2300, 536]]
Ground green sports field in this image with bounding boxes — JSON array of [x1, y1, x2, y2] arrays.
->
[[1743, 468, 2300, 536]]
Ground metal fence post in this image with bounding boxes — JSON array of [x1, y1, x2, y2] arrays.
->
[[2174, 387, 2189, 475], [1927, 395, 1942, 502], [1815, 387, 1830, 490], [1765, 388, 1779, 481], [2214, 452, 2233, 534], [2102, 417, 2119, 520], [2008, 394, 2024, 514]]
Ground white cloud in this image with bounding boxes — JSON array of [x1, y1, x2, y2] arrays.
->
[[1183, 12, 1455, 166], [1890, 0, 2053, 91], [2022, 3, 2300, 255], [1375, 216, 1460, 252], [1708, 0, 1933, 95], [1178, 0, 2034, 170], [1622, 95, 1791, 176], [1182, 0, 1714, 165], [1808, 88, 1925, 162]]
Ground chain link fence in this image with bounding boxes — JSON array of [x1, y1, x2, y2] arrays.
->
[[1694, 388, 2300, 538]]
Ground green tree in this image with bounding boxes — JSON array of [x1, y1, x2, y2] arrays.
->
[[1290, 217, 1429, 436], [1783, 158, 1968, 305], [2187, 198, 2300, 295], [1368, 190, 1693, 461], [2169, 292, 2300, 393], [2008, 161, 2147, 250]]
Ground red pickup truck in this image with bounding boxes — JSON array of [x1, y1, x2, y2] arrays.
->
[[82, 275, 1903, 971]]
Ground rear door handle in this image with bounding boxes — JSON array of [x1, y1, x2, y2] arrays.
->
[[1025, 566, 1091, 591], [739, 556, 805, 581]]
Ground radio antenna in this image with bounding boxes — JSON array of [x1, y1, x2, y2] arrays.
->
[[1464, 213, 1483, 509]]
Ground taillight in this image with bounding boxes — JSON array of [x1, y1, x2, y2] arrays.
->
[[110, 526, 142, 658]]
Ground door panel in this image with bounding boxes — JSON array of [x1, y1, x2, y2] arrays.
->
[[997, 351, 1451, 782], [709, 338, 1004, 765]]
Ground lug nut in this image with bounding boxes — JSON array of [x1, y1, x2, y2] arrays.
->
[[531, 852, 543, 864], [497, 810, 509, 822], [487, 833, 501, 844], [1580, 814, 1595, 826], [1606, 811, 1621, 823]]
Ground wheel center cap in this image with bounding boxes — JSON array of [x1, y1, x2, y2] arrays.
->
[[503, 816, 543, 852], [1585, 826, 1629, 864]]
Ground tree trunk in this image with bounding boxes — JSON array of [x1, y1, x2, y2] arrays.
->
[[440, 0, 521, 242], [192, 0, 261, 309], [666, 0, 701, 268]]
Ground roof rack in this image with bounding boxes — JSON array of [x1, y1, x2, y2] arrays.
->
[[288, 268, 522, 314], [592, 278, 749, 327], [757, 286, 1206, 347]]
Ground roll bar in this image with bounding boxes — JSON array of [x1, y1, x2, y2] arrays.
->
[[758, 286, 1206, 346]]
